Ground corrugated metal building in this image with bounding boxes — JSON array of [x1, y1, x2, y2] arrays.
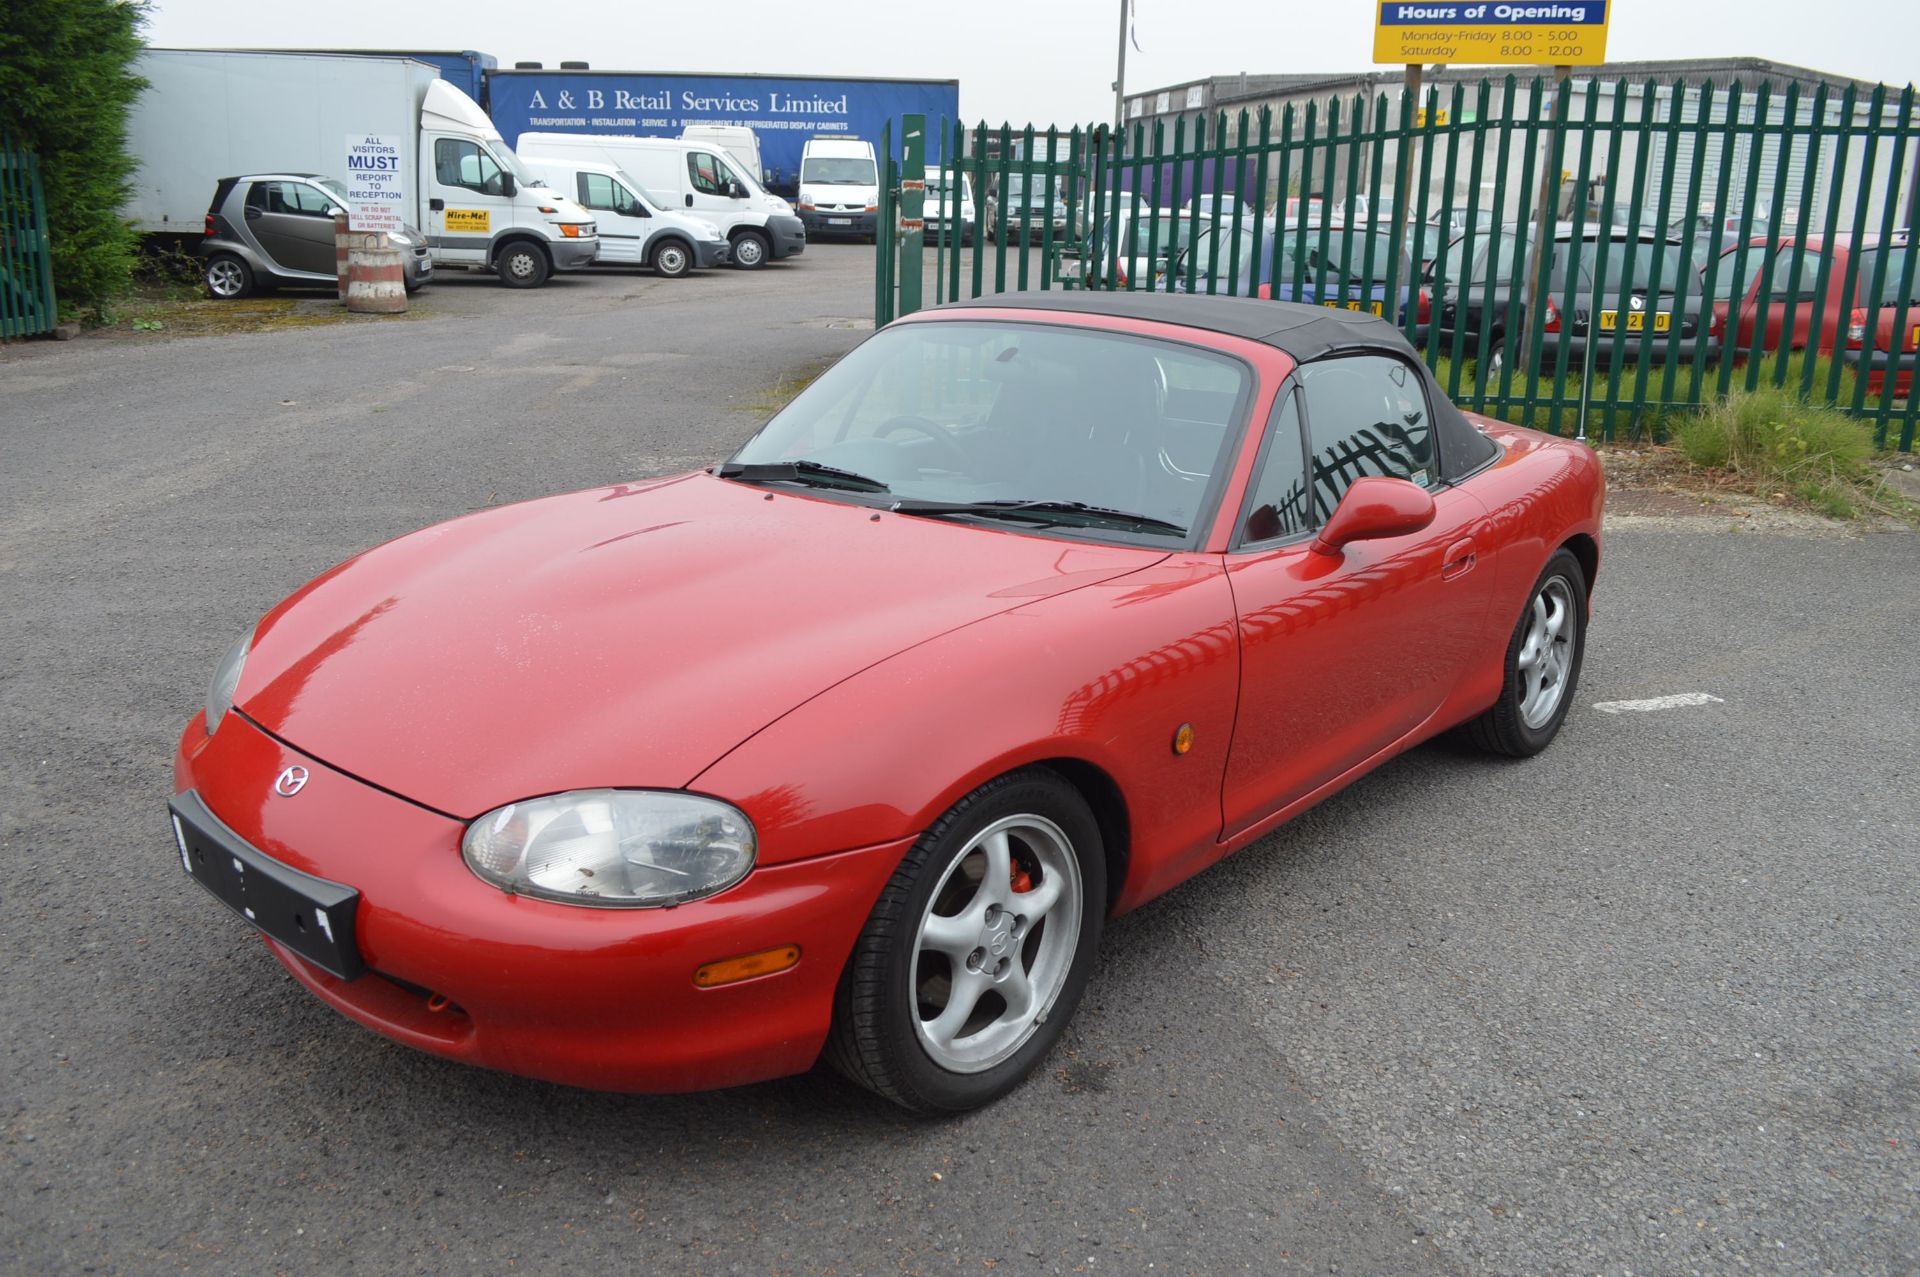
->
[[1122, 59, 1917, 232]]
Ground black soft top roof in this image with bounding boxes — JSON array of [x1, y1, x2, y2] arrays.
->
[[935, 291, 1409, 363], [928, 291, 1501, 481]]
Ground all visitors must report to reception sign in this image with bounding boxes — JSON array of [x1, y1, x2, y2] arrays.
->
[[343, 134, 405, 234], [1374, 2, 1610, 65]]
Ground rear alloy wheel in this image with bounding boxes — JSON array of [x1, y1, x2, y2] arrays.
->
[[204, 253, 254, 300], [1464, 548, 1587, 757], [731, 229, 770, 269], [651, 240, 692, 278], [827, 768, 1104, 1113], [495, 241, 550, 289]]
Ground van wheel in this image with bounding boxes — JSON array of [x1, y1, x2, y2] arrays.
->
[[205, 253, 254, 299], [651, 239, 693, 278], [731, 230, 770, 269], [495, 241, 551, 289]]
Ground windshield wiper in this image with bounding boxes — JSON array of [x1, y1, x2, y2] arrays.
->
[[715, 461, 891, 493], [888, 498, 1186, 537]]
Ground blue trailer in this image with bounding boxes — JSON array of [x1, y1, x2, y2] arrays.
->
[[485, 70, 960, 194]]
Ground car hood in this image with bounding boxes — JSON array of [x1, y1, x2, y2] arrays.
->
[[236, 472, 1161, 819]]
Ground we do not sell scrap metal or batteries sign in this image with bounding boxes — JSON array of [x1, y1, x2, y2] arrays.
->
[[343, 134, 405, 233], [1374, 1, 1610, 65]]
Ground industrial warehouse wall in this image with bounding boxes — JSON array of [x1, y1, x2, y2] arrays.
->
[[880, 76, 1920, 451]]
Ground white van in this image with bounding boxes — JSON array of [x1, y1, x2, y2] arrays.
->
[[524, 158, 729, 276], [798, 137, 879, 241], [924, 166, 975, 246], [680, 124, 764, 187], [517, 132, 804, 269]]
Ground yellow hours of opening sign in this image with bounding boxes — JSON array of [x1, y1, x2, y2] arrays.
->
[[1374, 1, 1610, 66]]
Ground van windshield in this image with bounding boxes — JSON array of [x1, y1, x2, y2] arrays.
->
[[804, 158, 877, 185]]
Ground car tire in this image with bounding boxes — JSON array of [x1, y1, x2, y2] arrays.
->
[[204, 253, 254, 300], [1484, 336, 1506, 381], [730, 229, 770, 270], [495, 240, 550, 289], [1463, 547, 1587, 758], [826, 767, 1105, 1113], [651, 239, 693, 278]]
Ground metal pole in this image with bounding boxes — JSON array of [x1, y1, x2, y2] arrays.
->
[[1522, 65, 1573, 385], [1112, 0, 1129, 139], [1389, 63, 1422, 325]]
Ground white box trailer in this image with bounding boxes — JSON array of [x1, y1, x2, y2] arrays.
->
[[126, 50, 600, 287]]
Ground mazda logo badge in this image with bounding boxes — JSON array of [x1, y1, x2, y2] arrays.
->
[[1630, 295, 1645, 311], [275, 766, 310, 797]]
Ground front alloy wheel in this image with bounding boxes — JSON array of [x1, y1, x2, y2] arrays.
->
[[827, 768, 1104, 1112], [1463, 547, 1587, 756]]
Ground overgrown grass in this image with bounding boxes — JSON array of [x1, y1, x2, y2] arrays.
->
[[1672, 387, 1878, 516], [1420, 345, 1910, 520]]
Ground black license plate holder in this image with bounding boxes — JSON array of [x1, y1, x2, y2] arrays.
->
[[169, 791, 365, 980]]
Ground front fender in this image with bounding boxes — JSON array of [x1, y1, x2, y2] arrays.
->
[[690, 554, 1241, 912]]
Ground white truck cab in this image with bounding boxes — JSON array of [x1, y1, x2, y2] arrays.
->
[[797, 137, 879, 241], [419, 81, 598, 286], [523, 157, 729, 276], [517, 133, 805, 270]]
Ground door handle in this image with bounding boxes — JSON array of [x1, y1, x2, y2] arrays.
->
[[429, 198, 445, 212], [685, 194, 694, 207], [1443, 538, 1477, 579]]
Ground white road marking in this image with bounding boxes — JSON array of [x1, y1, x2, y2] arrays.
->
[[1593, 692, 1725, 714]]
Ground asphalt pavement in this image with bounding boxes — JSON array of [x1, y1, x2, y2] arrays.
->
[[1, 245, 1915, 1276]]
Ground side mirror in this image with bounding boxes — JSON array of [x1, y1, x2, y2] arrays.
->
[[325, 206, 344, 220], [1309, 476, 1436, 556], [500, 173, 516, 197], [726, 181, 747, 199]]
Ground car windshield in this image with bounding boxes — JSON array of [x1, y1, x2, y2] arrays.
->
[[313, 177, 350, 204], [1556, 240, 1686, 292], [803, 157, 876, 185], [727, 320, 1251, 544]]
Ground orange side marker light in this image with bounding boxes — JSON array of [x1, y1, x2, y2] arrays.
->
[[693, 944, 802, 989]]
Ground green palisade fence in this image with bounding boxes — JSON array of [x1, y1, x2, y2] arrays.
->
[[877, 76, 1920, 452], [1, 140, 58, 340]]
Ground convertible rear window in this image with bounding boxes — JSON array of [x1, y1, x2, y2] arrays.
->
[[729, 320, 1252, 544]]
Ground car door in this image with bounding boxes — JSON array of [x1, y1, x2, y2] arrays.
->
[[1221, 355, 1494, 834], [683, 148, 750, 223], [428, 137, 515, 265], [1709, 241, 1770, 353], [246, 180, 337, 276], [574, 170, 649, 265]]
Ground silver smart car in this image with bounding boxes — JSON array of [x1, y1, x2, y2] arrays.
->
[[199, 173, 432, 298]]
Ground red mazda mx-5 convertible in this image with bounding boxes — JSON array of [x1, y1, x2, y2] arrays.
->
[[171, 293, 1603, 1112]]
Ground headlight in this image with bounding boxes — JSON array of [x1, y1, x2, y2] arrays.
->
[[204, 627, 252, 735], [462, 790, 756, 908]]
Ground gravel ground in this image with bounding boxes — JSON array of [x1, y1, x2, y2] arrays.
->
[[2, 245, 1916, 1276]]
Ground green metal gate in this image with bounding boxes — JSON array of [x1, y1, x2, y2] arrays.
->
[[878, 76, 1920, 452], [0, 139, 57, 340]]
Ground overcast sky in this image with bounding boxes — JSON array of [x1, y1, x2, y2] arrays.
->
[[142, 0, 1918, 126]]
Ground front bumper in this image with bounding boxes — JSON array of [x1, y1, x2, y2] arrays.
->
[[549, 235, 600, 271], [1841, 344, 1917, 397], [693, 239, 731, 269], [173, 711, 907, 1093], [1539, 330, 1718, 368], [769, 214, 807, 259], [798, 209, 873, 238]]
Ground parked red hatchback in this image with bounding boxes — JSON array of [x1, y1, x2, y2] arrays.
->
[[172, 294, 1603, 1112], [1708, 233, 1918, 397]]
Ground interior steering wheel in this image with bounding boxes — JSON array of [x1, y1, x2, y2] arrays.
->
[[874, 415, 972, 472]]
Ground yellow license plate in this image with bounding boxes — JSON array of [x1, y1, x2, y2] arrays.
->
[[1323, 299, 1384, 315], [1598, 310, 1671, 332]]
